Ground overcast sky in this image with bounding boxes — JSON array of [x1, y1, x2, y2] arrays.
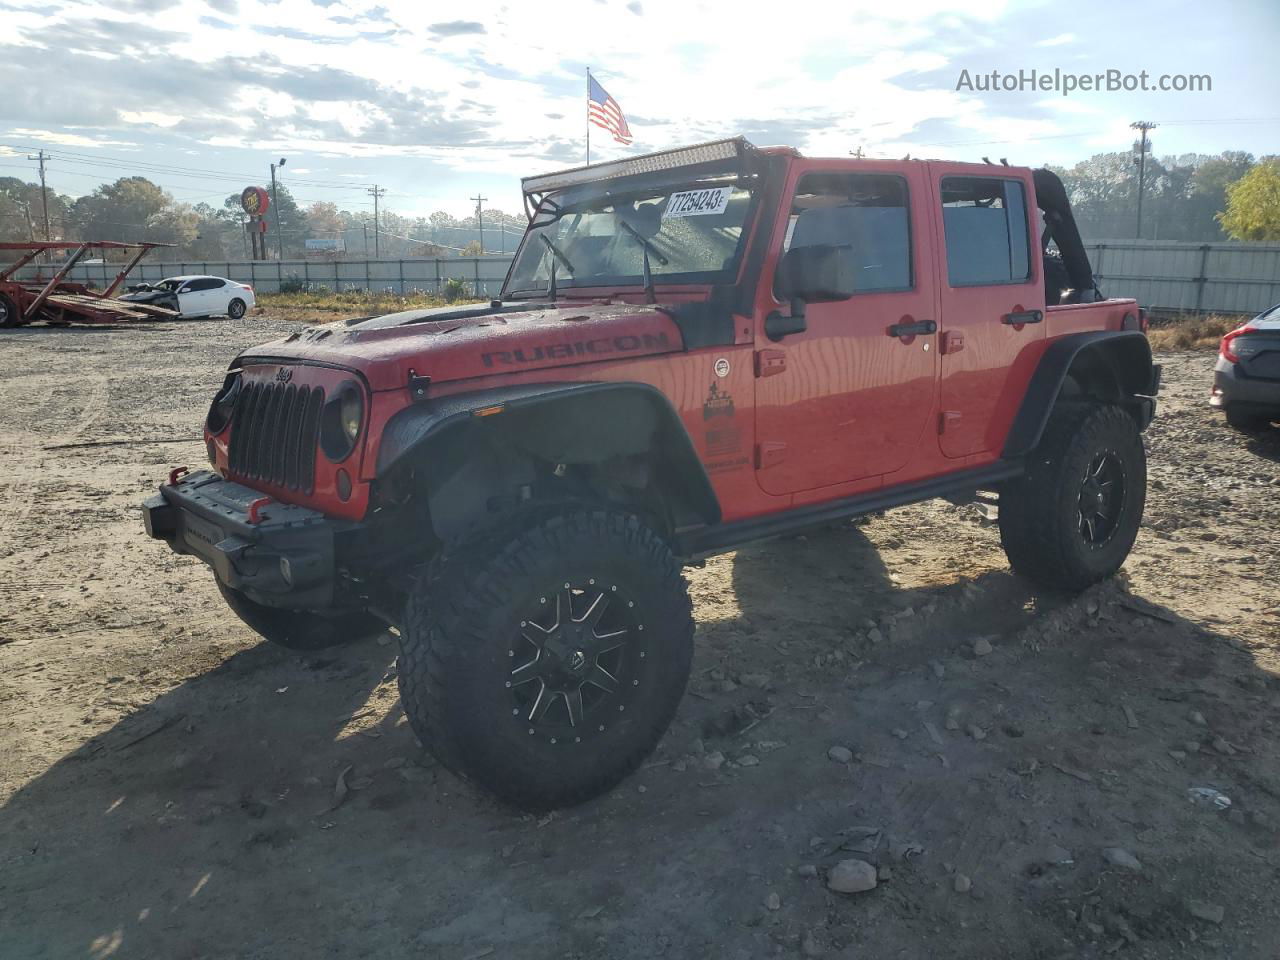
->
[[0, 0, 1276, 220]]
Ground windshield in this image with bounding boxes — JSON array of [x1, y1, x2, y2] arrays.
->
[[505, 180, 754, 295], [158, 279, 182, 292]]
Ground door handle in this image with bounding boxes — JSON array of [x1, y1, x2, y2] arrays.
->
[[887, 318, 936, 338], [1001, 310, 1043, 325]]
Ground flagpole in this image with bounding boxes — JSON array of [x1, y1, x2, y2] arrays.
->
[[585, 67, 591, 166]]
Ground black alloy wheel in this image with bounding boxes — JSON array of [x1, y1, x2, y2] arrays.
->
[[1077, 450, 1126, 547], [508, 581, 644, 742]]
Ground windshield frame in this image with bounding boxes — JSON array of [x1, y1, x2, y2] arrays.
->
[[501, 172, 764, 299]]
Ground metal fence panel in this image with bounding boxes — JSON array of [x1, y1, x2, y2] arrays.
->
[[9, 242, 1278, 314]]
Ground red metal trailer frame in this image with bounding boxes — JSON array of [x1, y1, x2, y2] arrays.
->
[[0, 241, 179, 327]]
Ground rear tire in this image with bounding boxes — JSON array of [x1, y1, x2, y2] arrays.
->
[[227, 298, 247, 320], [0, 293, 20, 328], [216, 580, 381, 650], [999, 404, 1146, 592], [397, 508, 694, 810], [1224, 406, 1270, 431]]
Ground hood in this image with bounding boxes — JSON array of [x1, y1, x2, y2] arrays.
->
[[238, 300, 686, 391]]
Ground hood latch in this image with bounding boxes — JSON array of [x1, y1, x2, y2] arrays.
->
[[408, 369, 431, 402]]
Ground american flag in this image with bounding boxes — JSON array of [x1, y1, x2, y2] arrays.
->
[[588, 74, 633, 145]]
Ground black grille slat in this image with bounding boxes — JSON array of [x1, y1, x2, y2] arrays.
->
[[229, 382, 260, 475], [254, 384, 281, 479], [243, 382, 269, 478], [268, 384, 297, 485], [283, 385, 307, 489], [299, 387, 324, 494]]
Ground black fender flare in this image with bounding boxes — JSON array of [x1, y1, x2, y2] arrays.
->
[[1003, 330, 1158, 459], [376, 380, 722, 526]]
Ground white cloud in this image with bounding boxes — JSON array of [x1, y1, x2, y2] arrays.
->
[[1036, 33, 1076, 47]]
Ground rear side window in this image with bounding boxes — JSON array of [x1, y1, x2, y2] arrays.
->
[[185, 278, 223, 292], [940, 177, 1031, 286], [782, 173, 912, 294]]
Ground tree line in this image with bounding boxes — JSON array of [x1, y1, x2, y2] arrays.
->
[[1, 147, 1277, 261], [0, 177, 528, 261]]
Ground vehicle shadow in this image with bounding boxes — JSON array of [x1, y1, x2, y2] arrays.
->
[[3, 528, 1278, 959], [1241, 421, 1280, 463]]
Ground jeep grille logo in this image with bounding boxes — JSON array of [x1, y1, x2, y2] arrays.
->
[[274, 368, 293, 383]]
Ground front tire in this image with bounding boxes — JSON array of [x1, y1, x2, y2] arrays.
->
[[999, 404, 1146, 592], [397, 508, 694, 810], [216, 580, 382, 650], [227, 298, 247, 319]]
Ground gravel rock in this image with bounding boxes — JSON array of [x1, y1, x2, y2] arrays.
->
[[801, 932, 824, 957], [1211, 736, 1237, 756], [973, 637, 993, 657], [827, 745, 853, 764], [1187, 899, 1225, 924], [764, 891, 781, 911], [739, 672, 770, 690], [827, 858, 878, 894], [703, 751, 726, 771], [929, 659, 945, 680], [1189, 710, 1207, 726], [796, 864, 818, 878], [736, 754, 760, 767], [1102, 847, 1143, 872], [953, 873, 972, 893], [891, 728, 909, 740], [967, 724, 986, 741]]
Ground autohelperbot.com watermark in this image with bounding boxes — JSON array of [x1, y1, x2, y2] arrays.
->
[[956, 68, 1211, 96]]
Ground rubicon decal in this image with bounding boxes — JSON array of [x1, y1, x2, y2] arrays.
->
[[481, 332, 670, 367]]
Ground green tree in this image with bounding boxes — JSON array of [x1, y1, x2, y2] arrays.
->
[[1218, 161, 1280, 241], [0, 176, 71, 243]]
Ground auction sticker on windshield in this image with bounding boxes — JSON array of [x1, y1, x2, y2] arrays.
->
[[664, 186, 732, 218]]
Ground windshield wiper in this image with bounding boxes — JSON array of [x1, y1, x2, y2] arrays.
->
[[539, 234, 575, 276], [619, 221, 668, 304]]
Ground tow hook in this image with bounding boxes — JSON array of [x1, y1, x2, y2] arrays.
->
[[247, 497, 272, 525], [168, 466, 189, 486]]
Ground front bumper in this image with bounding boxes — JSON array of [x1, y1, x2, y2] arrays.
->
[[143, 470, 351, 609], [1210, 357, 1280, 415]]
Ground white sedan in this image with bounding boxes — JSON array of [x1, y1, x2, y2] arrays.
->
[[121, 275, 255, 319]]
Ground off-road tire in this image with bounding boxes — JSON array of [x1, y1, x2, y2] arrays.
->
[[999, 404, 1146, 592], [216, 579, 381, 650], [1224, 406, 1270, 432], [397, 508, 694, 810], [0, 293, 20, 328], [227, 298, 247, 320]]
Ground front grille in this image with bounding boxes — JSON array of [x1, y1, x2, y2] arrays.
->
[[228, 381, 325, 492]]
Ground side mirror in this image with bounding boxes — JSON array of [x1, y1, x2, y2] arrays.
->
[[765, 244, 857, 341], [774, 244, 857, 303]]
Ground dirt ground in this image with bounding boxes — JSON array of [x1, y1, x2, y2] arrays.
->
[[1, 313, 1278, 960]]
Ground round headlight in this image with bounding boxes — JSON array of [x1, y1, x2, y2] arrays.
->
[[340, 388, 362, 443], [320, 381, 364, 462], [206, 372, 241, 434]]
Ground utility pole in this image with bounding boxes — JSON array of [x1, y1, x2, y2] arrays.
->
[[270, 157, 287, 258], [362, 221, 369, 256], [26, 149, 50, 259], [471, 194, 487, 255], [367, 186, 386, 257], [1130, 121, 1157, 240]]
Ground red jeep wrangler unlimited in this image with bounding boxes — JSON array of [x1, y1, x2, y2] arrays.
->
[[144, 139, 1159, 809]]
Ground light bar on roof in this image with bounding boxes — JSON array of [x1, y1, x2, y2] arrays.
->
[[522, 138, 753, 195]]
